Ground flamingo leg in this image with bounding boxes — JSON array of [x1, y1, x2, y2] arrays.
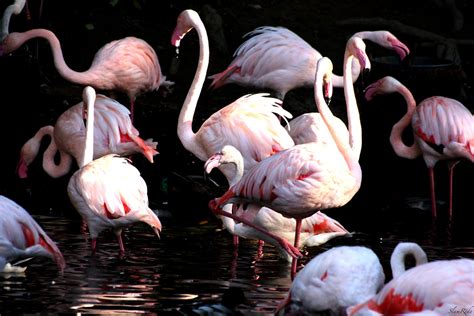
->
[[130, 99, 135, 123], [91, 238, 97, 254], [447, 160, 460, 220], [117, 233, 125, 254], [210, 204, 302, 259], [25, 0, 31, 20], [232, 203, 239, 247], [428, 167, 437, 218], [291, 218, 303, 280]]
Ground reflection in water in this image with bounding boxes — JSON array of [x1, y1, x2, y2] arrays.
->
[[0, 204, 472, 314]]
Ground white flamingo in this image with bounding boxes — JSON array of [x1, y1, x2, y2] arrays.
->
[[67, 87, 161, 254]]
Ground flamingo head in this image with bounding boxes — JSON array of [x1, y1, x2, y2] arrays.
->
[[16, 136, 43, 178], [171, 9, 200, 48], [364, 76, 402, 101], [16, 156, 29, 179], [383, 31, 410, 60], [204, 145, 241, 174], [0, 32, 24, 56]]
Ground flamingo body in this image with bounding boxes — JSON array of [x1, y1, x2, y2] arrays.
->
[[209, 27, 409, 99], [0, 195, 65, 272], [277, 246, 385, 315], [348, 258, 474, 315], [18, 94, 158, 179], [67, 87, 161, 253]]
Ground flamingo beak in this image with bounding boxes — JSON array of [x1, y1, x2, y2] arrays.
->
[[204, 153, 223, 174]]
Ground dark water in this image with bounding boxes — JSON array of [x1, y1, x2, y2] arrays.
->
[[1, 0, 474, 314], [1, 201, 472, 314]]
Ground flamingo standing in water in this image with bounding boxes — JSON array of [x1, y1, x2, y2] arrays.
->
[[348, 248, 473, 315], [204, 145, 350, 261], [67, 86, 162, 254], [208, 27, 409, 99], [364, 76, 474, 218], [210, 34, 368, 275], [275, 246, 385, 315], [0, 195, 65, 272], [0, 28, 173, 122], [17, 94, 158, 179]]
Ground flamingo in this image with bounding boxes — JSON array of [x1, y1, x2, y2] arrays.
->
[[0, 0, 26, 40], [347, 258, 474, 315], [172, 10, 295, 181], [17, 94, 158, 179], [0, 195, 65, 273], [364, 76, 474, 218], [0, 28, 173, 122], [389, 242, 428, 279], [210, 34, 368, 275], [208, 27, 409, 99], [67, 86, 162, 254], [275, 246, 385, 315], [204, 145, 350, 262]]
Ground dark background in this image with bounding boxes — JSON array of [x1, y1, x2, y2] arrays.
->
[[1, 0, 473, 223]]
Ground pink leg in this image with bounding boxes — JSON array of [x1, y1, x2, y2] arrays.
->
[[232, 204, 239, 247], [291, 218, 302, 280], [25, 0, 31, 20], [428, 167, 437, 218], [117, 233, 125, 254], [91, 238, 97, 254], [130, 99, 135, 123], [209, 204, 302, 259], [447, 160, 459, 220]]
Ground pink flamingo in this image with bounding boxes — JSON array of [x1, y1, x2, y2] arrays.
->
[[275, 246, 385, 315], [172, 10, 295, 181], [0, 195, 65, 272], [210, 35, 368, 275], [17, 94, 158, 179], [0, 0, 26, 40], [0, 28, 173, 122], [364, 76, 474, 218], [67, 86, 162, 254], [172, 9, 296, 250], [204, 145, 350, 261], [208, 27, 409, 99], [348, 246, 473, 315]]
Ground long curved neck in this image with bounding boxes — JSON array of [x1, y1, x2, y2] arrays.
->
[[176, 18, 209, 157], [389, 85, 421, 159], [42, 132, 73, 178], [390, 243, 428, 278], [82, 91, 96, 167], [14, 29, 93, 85], [343, 52, 362, 161], [228, 155, 244, 187], [314, 62, 360, 181]]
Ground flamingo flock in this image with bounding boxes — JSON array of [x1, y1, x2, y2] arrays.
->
[[0, 3, 472, 314]]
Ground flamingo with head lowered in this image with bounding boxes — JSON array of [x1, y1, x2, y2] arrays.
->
[[0, 195, 65, 273], [0, 28, 173, 122], [348, 242, 473, 316], [209, 34, 369, 276], [364, 76, 474, 218], [204, 145, 350, 262], [67, 86, 162, 254], [17, 94, 158, 179], [208, 27, 409, 100]]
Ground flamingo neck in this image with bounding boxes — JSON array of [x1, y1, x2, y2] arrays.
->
[[42, 135, 73, 178], [15, 29, 93, 85], [82, 92, 95, 167], [1, 0, 26, 39], [176, 17, 209, 158], [390, 243, 428, 279], [343, 53, 363, 161], [314, 59, 361, 184], [389, 85, 421, 159]]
